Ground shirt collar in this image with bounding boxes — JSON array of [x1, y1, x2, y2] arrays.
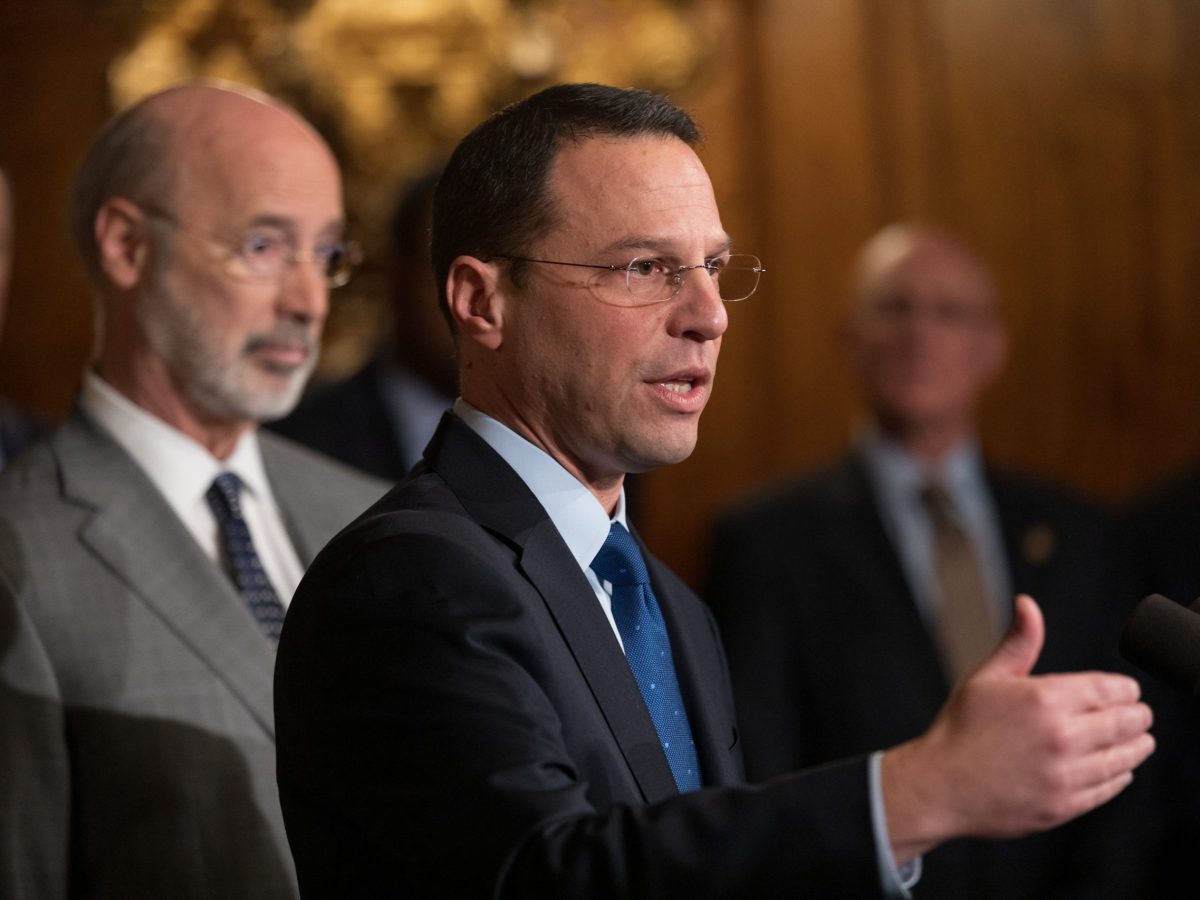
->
[[453, 398, 626, 571], [858, 426, 984, 507], [80, 370, 272, 510]]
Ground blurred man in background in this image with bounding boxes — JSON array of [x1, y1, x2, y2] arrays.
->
[[707, 223, 1120, 898], [0, 83, 385, 899]]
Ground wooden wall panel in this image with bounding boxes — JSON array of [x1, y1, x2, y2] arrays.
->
[[3, 1, 1200, 591], [0, 3, 125, 418], [641, 0, 882, 581], [642, 0, 1200, 586]]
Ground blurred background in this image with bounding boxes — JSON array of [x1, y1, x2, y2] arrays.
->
[[2, 0, 1199, 587]]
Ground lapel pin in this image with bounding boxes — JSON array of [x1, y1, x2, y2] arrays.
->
[[1022, 524, 1056, 566]]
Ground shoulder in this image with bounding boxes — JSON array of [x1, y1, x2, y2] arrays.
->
[[986, 465, 1110, 528], [0, 414, 107, 515], [259, 430, 390, 503], [0, 397, 48, 461], [296, 467, 514, 603], [1122, 463, 1200, 528], [713, 454, 865, 536], [0, 436, 59, 504]]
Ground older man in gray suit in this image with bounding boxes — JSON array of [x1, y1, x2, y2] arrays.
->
[[0, 83, 386, 899]]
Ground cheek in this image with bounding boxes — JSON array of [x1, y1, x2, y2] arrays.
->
[[206, 281, 276, 337]]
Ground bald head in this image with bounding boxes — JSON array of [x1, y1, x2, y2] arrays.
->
[[74, 81, 345, 457], [846, 223, 1007, 459], [853, 224, 996, 315], [69, 83, 336, 286]]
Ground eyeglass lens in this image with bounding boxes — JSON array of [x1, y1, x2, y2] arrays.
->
[[625, 255, 761, 303]]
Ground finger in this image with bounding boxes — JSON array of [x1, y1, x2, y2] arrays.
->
[[975, 594, 1043, 681], [1051, 702, 1153, 757], [1029, 671, 1143, 713], [1061, 732, 1156, 791], [1024, 767, 1137, 834]]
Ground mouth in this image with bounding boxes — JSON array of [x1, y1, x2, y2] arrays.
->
[[249, 341, 312, 373], [244, 322, 318, 374], [647, 368, 712, 411]]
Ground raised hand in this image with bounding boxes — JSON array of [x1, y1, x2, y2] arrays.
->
[[881, 594, 1155, 865]]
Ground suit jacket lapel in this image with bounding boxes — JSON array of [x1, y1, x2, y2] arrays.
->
[[835, 454, 950, 693], [988, 470, 1049, 599], [57, 412, 277, 737], [425, 414, 680, 803], [259, 432, 363, 565]]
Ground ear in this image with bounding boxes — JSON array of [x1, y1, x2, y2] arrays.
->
[[446, 255, 506, 351], [94, 197, 152, 291]]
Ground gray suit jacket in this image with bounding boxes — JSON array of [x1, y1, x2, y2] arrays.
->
[[0, 409, 387, 900]]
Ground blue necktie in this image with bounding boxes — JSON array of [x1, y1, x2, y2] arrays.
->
[[206, 472, 286, 643], [591, 522, 703, 792]]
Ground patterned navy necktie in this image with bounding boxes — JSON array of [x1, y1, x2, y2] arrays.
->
[[591, 522, 703, 792], [205, 472, 286, 643]]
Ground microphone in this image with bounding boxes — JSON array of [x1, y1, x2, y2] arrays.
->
[[1119, 593, 1200, 695]]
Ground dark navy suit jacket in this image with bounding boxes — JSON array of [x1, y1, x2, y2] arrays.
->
[[275, 414, 883, 899]]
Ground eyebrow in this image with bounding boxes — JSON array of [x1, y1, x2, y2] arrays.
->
[[600, 235, 734, 258], [243, 214, 346, 239]]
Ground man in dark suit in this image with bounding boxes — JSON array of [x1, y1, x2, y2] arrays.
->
[[706, 224, 1125, 897], [0, 84, 386, 899], [275, 85, 1153, 899]]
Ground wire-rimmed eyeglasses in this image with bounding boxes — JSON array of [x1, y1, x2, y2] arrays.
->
[[142, 207, 363, 289], [490, 253, 764, 307]]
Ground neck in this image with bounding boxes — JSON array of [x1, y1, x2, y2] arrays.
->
[[94, 353, 250, 461], [460, 387, 624, 518], [878, 416, 972, 467]]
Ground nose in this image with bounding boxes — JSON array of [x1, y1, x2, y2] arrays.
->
[[278, 255, 329, 327], [667, 265, 728, 342]]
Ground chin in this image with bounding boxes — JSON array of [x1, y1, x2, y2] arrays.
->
[[197, 375, 307, 425], [623, 433, 698, 473]]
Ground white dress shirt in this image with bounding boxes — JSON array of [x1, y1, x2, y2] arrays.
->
[[859, 428, 1013, 631], [80, 372, 306, 604], [454, 399, 630, 646]]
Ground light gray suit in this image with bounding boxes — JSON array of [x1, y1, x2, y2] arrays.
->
[[0, 409, 388, 900]]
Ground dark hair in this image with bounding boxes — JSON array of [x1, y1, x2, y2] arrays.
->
[[431, 82, 700, 320]]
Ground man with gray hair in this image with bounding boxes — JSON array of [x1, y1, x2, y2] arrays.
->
[[0, 83, 385, 899]]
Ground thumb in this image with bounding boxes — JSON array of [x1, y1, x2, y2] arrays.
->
[[975, 593, 1044, 681]]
